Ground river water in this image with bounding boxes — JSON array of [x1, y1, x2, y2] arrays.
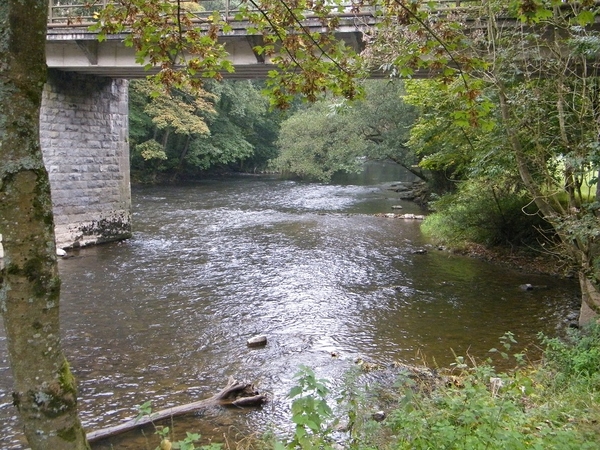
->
[[0, 168, 580, 449]]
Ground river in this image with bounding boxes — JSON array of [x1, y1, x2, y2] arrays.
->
[[0, 168, 580, 449]]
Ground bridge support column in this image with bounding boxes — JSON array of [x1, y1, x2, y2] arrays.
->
[[40, 70, 132, 249]]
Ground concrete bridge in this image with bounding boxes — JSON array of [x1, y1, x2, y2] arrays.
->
[[38, 0, 474, 249]]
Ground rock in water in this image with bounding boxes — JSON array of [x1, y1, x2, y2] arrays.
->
[[247, 335, 267, 347], [372, 411, 386, 422]]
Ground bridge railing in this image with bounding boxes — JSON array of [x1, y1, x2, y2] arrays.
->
[[48, 0, 243, 26], [47, 0, 480, 27]]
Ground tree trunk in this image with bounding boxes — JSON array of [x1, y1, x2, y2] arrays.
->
[[171, 134, 191, 181], [0, 2, 90, 449], [578, 273, 600, 327]]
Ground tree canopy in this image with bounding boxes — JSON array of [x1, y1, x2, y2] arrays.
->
[[129, 79, 281, 181], [272, 80, 419, 181]]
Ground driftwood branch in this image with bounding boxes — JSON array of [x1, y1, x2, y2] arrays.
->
[[87, 377, 267, 443]]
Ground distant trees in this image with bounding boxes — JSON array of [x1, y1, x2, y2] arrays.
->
[[272, 80, 419, 181], [129, 80, 281, 181]]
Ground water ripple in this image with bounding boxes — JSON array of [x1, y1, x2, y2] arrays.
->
[[0, 177, 580, 449]]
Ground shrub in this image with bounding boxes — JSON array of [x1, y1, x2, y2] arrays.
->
[[422, 181, 550, 248], [541, 323, 600, 386]]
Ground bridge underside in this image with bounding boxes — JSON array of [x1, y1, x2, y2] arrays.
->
[[46, 28, 367, 79]]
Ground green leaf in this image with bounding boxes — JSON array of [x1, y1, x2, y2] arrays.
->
[[306, 420, 320, 432], [288, 386, 303, 398], [575, 10, 595, 27]]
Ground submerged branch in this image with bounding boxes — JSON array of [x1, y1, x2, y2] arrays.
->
[[86, 377, 267, 443]]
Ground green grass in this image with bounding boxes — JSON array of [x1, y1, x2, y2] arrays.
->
[[270, 327, 600, 450], [346, 327, 600, 450]]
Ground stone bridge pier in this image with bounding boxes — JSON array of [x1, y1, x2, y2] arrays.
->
[[41, 70, 132, 249]]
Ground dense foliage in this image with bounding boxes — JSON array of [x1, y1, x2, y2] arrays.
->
[[362, 1, 600, 324], [422, 182, 551, 248], [93, 0, 365, 108], [129, 79, 282, 181], [272, 81, 419, 182]]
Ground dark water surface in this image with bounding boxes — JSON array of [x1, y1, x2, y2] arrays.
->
[[0, 172, 579, 449]]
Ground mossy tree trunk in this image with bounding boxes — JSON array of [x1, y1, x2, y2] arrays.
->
[[0, 1, 90, 449]]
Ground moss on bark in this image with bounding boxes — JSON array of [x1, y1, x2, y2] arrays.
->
[[0, 1, 90, 449]]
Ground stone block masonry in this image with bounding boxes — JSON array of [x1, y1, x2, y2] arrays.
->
[[40, 70, 132, 248]]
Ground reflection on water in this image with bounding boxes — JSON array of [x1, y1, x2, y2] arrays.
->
[[0, 172, 579, 449]]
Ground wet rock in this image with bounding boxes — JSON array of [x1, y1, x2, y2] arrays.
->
[[387, 181, 430, 205], [565, 311, 580, 328], [355, 357, 382, 371], [247, 335, 267, 348], [375, 213, 425, 220], [400, 214, 425, 220], [566, 311, 579, 321], [397, 191, 416, 200], [412, 248, 428, 255], [334, 421, 350, 432], [388, 182, 412, 192], [372, 411, 386, 422], [519, 283, 534, 291]]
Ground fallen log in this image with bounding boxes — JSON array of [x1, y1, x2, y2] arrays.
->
[[86, 377, 267, 443]]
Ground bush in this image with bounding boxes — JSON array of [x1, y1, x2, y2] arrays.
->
[[287, 330, 600, 450], [541, 323, 600, 386], [422, 181, 550, 248]]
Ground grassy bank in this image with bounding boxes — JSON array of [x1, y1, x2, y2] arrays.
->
[[271, 327, 600, 450]]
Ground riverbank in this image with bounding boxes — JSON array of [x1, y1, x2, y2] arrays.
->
[[254, 325, 600, 450], [455, 243, 573, 278], [341, 324, 600, 450]]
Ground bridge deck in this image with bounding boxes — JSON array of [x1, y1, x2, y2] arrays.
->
[[45, 1, 483, 79]]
